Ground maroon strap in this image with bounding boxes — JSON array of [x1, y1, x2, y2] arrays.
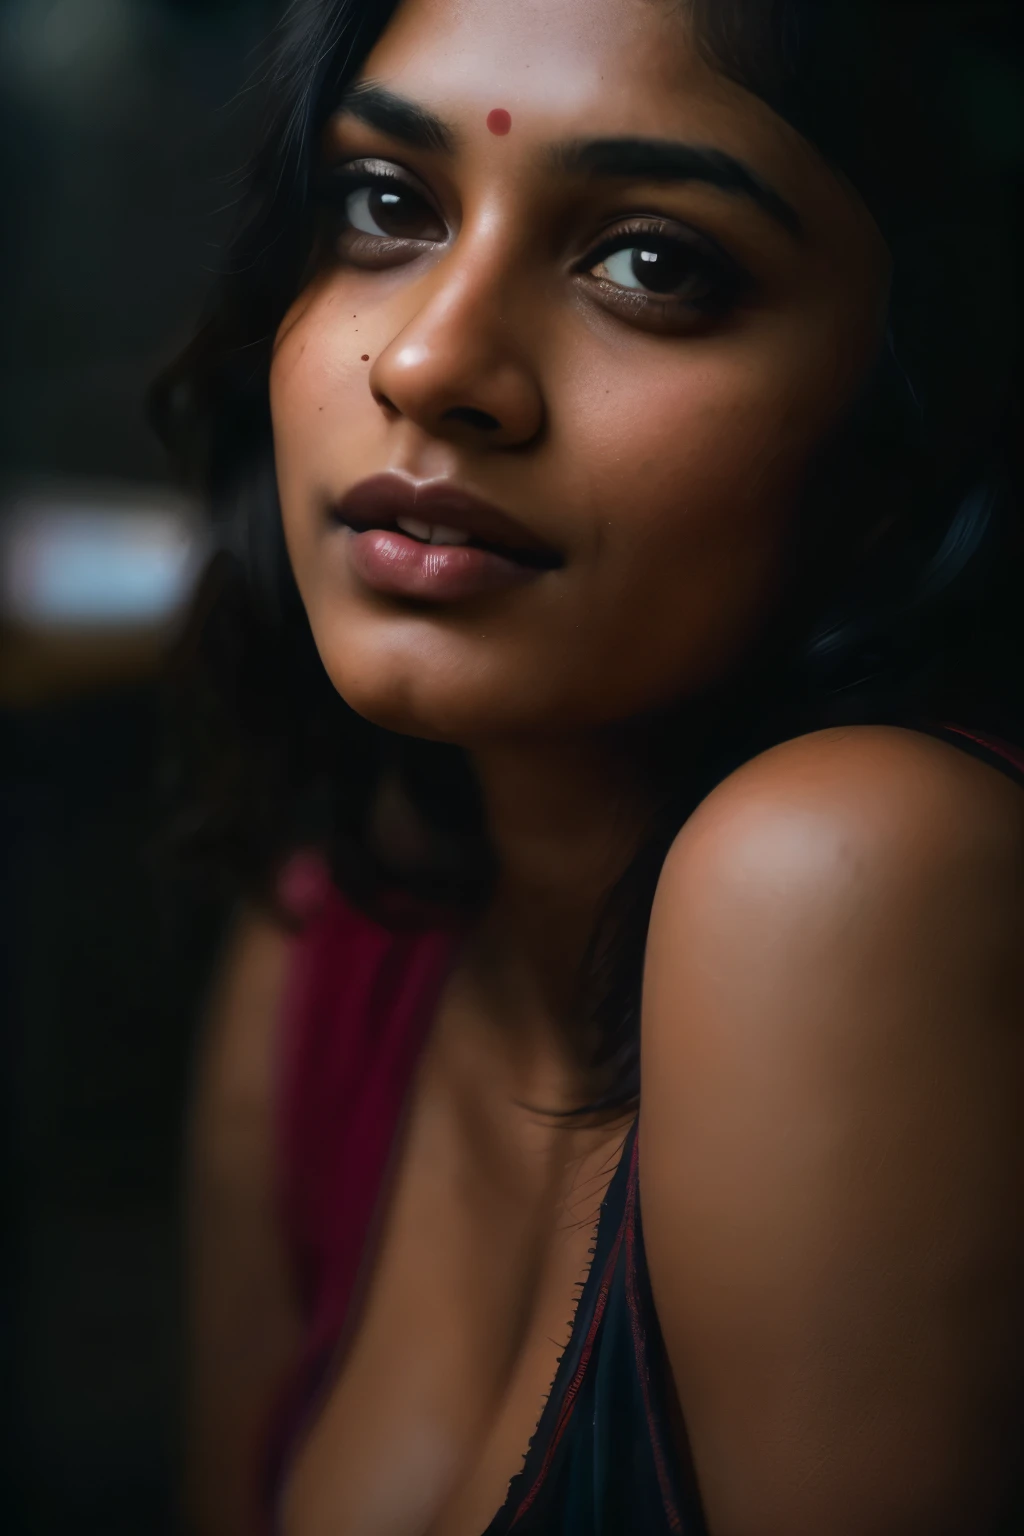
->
[[263, 855, 461, 1516], [937, 722, 1024, 780]]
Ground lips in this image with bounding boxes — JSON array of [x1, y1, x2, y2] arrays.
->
[[327, 473, 563, 603], [330, 474, 562, 571]]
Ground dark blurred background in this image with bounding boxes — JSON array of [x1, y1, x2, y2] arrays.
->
[[2, 4, 1024, 1535], [1, 3, 281, 1530]]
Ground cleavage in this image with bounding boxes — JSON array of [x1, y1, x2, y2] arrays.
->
[[280, 983, 627, 1536]]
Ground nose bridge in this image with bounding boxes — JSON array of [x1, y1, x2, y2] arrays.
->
[[370, 213, 543, 444], [432, 204, 517, 326]]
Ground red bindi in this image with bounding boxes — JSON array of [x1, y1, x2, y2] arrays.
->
[[486, 108, 512, 136]]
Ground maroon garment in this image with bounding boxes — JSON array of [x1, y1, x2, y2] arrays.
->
[[262, 722, 1024, 1531], [263, 858, 463, 1520]]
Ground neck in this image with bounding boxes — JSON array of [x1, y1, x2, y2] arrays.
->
[[466, 728, 659, 1027]]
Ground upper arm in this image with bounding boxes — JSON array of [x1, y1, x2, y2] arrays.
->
[[640, 727, 1024, 1536], [185, 906, 302, 1536]]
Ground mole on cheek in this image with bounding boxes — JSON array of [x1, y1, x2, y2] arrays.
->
[[486, 108, 511, 136]]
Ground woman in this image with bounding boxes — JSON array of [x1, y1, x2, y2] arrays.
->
[[159, 0, 1024, 1532]]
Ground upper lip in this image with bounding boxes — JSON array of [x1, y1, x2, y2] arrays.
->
[[331, 474, 562, 567]]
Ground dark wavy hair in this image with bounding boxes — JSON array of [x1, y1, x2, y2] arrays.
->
[[154, 0, 1024, 1112]]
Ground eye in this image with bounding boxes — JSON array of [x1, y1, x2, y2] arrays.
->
[[343, 182, 446, 243], [595, 241, 697, 296], [583, 221, 747, 322], [313, 159, 449, 269]]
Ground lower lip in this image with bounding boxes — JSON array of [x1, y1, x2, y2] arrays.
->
[[344, 528, 544, 602]]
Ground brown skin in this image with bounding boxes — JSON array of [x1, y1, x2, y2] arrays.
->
[[642, 728, 1024, 1536], [271, 0, 888, 743], [188, 1, 1024, 1533]]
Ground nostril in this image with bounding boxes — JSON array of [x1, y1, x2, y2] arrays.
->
[[442, 406, 501, 432], [373, 388, 399, 416]]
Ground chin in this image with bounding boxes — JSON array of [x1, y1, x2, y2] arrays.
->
[[336, 678, 468, 743], [307, 598, 563, 743], [314, 635, 508, 745]]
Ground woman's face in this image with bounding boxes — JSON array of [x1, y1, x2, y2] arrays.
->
[[271, 0, 889, 743]]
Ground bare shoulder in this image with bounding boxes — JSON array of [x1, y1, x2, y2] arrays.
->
[[667, 722, 1024, 884], [649, 725, 1024, 1014], [640, 728, 1024, 1532], [644, 723, 1024, 1098]]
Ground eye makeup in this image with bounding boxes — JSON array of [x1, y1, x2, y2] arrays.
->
[[312, 154, 755, 334]]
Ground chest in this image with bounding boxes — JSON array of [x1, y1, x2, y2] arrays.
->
[[280, 992, 628, 1536]]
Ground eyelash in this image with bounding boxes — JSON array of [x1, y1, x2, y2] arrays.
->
[[315, 162, 444, 256], [582, 218, 748, 324], [313, 161, 750, 329]]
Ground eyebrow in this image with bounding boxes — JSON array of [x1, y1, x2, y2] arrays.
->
[[333, 85, 802, 240], [335, 82, 457, 154], [551, 138, 803, 239]]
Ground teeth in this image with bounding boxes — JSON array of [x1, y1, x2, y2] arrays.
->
[[395, 516, 471, 547], [396, 516, 433, 543]]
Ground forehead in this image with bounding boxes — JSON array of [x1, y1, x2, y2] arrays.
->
[[357, 0, 879, 245], [366, 0, 697, 115]]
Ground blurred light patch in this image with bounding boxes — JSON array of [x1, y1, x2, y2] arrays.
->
[[1, 0, 141, 94], [1, 485, 207, 631]]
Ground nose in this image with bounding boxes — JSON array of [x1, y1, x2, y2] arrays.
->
[[368, 257, 545, 450]]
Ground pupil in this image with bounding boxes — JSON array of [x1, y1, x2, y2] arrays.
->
[[630, 244, 688, 295], [370, 186, 423, 236]]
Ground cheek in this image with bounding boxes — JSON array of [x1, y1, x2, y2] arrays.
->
[[270, 290, 368, 482], [569, 343, 820, 597], [269, 289, 372, 576], [575, 327, 835, 520], [549, 340, 838, 704]]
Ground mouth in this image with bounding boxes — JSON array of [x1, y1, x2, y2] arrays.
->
[[329, 474, 564, 572]]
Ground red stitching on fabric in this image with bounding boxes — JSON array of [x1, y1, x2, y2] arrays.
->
[[624, 1137, 684, 1533], [509, 1217, 627, 1523], [939, 722, 1024, 776]]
